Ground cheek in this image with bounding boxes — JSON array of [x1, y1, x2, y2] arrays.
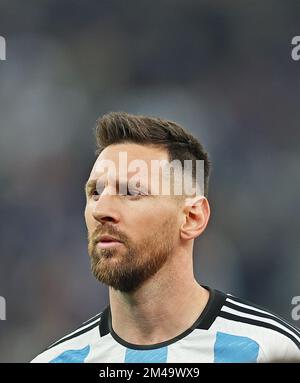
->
[[123, 206, 158, 239], [133, 204, 177, 233]]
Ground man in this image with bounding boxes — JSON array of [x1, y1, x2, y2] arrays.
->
[[31, 112, 300, 363]]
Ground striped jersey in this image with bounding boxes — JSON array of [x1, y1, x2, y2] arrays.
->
[[31, 286, 300, 363]]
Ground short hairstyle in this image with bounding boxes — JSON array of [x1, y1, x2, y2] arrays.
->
[[94, 112, 211, 197]]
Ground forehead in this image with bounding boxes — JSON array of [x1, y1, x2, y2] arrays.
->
[[89, 143, 169, 179]]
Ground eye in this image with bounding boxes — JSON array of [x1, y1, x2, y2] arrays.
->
[[126, 186, 148, 198], [87, 183, 148, 199], [88, 186, 102, 199], [127, 188, 141, 196], [89, 188, 99, 199], [118, 187, 138, 196], [90, 182, 106, 198]]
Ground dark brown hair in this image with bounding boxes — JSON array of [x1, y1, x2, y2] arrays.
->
[[94, 112, 211, 196]]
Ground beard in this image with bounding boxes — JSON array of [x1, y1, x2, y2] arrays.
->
[[87, 217, 177, 293]]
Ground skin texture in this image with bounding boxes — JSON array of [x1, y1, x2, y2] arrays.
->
[[84, 143, 211, 345]]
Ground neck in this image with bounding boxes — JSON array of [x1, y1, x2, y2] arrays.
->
[[108, 252, 210, 346]]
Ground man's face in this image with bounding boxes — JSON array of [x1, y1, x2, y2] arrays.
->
[[84, 143, 182, 293]]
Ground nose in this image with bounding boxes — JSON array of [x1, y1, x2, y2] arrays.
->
[[91, 194, 121, 224]]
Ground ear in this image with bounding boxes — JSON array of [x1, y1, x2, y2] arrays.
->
[[180, 196, 210, 241]]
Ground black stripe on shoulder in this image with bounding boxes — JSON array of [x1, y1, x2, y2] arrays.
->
[[219, 311, 300, 350], [228, 294, 297, 325], [81, 312, 102, 327], [224, 300, 300, 339], [46, 318, 101, 351]]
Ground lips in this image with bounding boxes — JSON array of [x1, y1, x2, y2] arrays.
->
[[98, 235, 122, 243], [96, 234, 123, 249]]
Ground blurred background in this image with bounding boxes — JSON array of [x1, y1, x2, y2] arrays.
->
[[0, 0, 300, 362]]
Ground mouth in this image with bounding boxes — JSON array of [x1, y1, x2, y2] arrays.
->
[[96, 235, 123, 249]]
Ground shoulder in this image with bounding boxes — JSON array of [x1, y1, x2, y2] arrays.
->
[[30, 308, 109, 363], [215, 291, 300, 362]]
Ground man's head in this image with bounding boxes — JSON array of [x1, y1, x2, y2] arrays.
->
[[84, 112, 211, 293]]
